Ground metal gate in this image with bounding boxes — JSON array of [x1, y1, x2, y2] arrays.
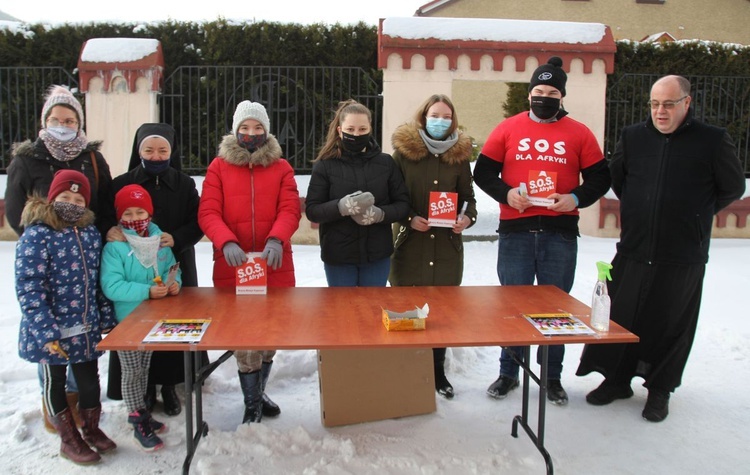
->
[[0, 67, 78, 170], [160, 66, 383, 175], [606, 74, 750, 174]]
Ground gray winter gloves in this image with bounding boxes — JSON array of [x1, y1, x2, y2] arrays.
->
[[338, 191, 374, 216], [351, 206, 385, 226], [223, 242, 246, 267], [261, 238, 283, 270], [337, 191, 383, 226], [224, 239, 283, 269]]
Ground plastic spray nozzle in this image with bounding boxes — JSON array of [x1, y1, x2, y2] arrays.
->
[[596, 261, 613, 281]]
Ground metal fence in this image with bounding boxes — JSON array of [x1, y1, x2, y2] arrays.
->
[[3, 68, 748, 176], [0, 67, 79, 170], [606, 74, 750, 173], [160, 66, 383, 175]]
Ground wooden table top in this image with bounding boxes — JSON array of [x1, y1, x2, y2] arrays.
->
[[97, 285, 638, 352]]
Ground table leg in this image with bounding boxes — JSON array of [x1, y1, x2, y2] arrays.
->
[[510, 345, 554, 475], [181, 350, 235, 475], [182, 351, 195, 475]]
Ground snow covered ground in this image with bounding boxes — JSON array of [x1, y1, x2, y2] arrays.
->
[[1, 173, 749, 474], [1, 230, 749, 473]]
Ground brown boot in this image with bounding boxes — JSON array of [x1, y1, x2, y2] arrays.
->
[[50, 407, 101, 465], [80, 405, 117, 453], [41, 401, 55, 433], [66, 392, 83, 428]]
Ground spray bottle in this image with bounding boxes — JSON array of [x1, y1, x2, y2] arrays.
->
[[590, 261, 613, 332]]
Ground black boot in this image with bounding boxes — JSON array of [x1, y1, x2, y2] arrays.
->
[[260, 361, 281, 417], [433, 348, 454, 399], [144, 384, 156, 413], [238, 370, 263, 424], [161, 385, 182, 416]]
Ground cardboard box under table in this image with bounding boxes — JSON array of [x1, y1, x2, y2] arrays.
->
[[318, 348, 436, 427]]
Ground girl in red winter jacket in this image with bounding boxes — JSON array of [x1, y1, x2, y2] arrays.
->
[[198, 100, 300, 424]]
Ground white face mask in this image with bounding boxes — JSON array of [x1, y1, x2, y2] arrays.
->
[[46, 126, 78, 143]]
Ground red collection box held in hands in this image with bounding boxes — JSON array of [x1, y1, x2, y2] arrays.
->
[[236, 253, 267, 295]]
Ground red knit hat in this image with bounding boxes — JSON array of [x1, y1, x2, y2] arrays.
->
[[115, 184, 154, 220], [48, 170, 91, 206]]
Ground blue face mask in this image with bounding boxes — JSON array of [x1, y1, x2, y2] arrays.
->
[[425, 118, 452, 140], [141, 158, 171, 175]]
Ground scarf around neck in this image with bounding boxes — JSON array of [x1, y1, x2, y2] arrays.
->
[[418, 129, 459, 155], [39, 129, 89, 162], [123, 231, 161, 273]]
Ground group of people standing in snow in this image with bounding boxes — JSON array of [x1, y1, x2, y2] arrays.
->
[[6, 55, 745, 464]]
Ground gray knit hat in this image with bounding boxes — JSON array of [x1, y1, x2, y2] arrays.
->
[[41, 85, 85, 130], [232, 101, 270, 135]]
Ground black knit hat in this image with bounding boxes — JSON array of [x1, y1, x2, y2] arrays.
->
[[528, 57, 567, 97]]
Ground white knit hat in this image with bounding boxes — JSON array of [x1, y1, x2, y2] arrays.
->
[[232, 101, 270, 135], [41, 85, 85, 130]]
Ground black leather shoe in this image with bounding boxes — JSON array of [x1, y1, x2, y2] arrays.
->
[[642, 389, 670, 422], [262, 393, 281, 417], [586, 380, 634, 406], [487, 376, 519, 399], [546, 379, 569, 406], [161, 385, 182, 416]]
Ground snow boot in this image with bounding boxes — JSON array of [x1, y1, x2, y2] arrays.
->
[[79, 405, 117, 453], [128, 409, 164, 451], [238, 370, 263, 423], [50, 407, 101, 465], [433, 348, 454, 399], [260, 361, 281, 417], [42, 400, 55, 433], [66, 392, 83, 428], [546, 379, 569, 406]]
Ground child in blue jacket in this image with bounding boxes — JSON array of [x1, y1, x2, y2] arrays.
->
[[16, 170, 118, 465], [100, 184, 181, 451]]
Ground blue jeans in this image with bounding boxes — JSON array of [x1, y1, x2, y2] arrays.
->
[[324, 257, 391, 287], [496, 230, 577, 381], [38, 363, 78, 393]]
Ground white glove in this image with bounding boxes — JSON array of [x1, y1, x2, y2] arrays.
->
[[351, 206, 384, 226], [338, 191, 375, 216]]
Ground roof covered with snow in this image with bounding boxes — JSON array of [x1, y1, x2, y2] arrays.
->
[[80, 38, 160, 63], [381, 17, 607, 44]]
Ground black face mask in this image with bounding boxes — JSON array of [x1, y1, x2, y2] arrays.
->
[[341, 132, 370, 153], [530, 96, 561, 120]]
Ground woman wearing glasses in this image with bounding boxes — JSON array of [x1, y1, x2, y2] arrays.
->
[[5, 85, 116, 236], [5, 84, 116, 432]]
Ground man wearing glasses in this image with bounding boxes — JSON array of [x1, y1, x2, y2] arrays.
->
[[577, 75, 746, 422]]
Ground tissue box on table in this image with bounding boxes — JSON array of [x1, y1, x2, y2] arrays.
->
[[382, 304, 428, 331]]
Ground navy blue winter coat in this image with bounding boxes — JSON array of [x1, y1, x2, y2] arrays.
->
[[16, 197, 117, 365]]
